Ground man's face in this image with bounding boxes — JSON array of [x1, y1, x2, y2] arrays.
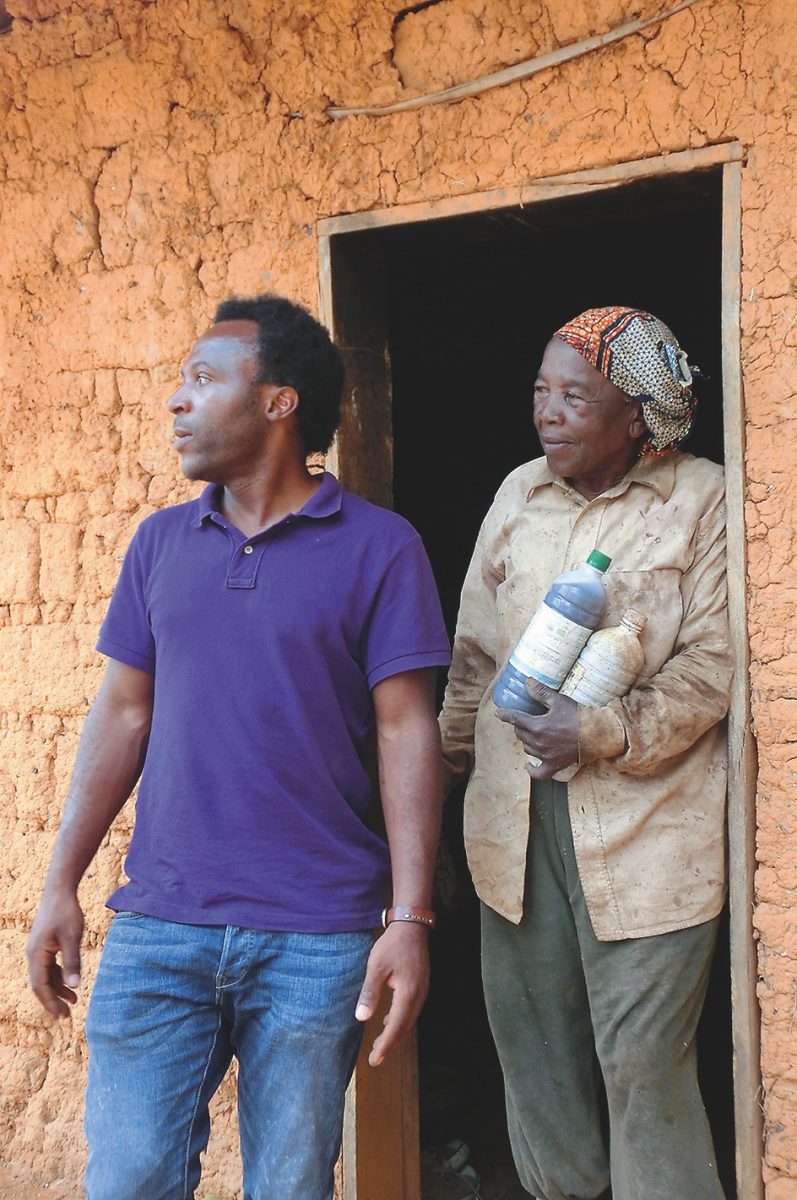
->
[[167, 321, 266, 482], [532, 338, 645, 488]]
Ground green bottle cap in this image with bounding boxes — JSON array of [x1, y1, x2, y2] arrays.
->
[[587, 549, 611, 572]]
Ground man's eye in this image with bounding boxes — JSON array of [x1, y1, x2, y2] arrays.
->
[[196, 373, 210, 386]]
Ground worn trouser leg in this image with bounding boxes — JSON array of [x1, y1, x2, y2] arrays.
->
[[481, 779, 724, 1200], [482, 781, 609, 1200]]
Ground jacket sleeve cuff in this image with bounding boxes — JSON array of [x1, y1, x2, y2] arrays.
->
[[578, 705, 627, 765]]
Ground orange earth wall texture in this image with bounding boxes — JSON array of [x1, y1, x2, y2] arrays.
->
[[0, 0, 795, 1196]]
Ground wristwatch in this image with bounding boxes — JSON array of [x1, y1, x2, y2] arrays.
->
[[382, 905, 436, 929]]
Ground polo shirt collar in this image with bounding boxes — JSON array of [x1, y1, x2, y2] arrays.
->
[[525, 451, 677, 504], [301, 470, 345, 518], [193, 470, 344, 529]]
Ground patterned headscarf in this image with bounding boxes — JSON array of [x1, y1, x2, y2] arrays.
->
[[554, 306, 697, 455]]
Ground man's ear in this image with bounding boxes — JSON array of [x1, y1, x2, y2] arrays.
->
[[263, 384, 299, 422]]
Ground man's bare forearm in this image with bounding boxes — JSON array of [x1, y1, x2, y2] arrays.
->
[[378, 728, 442, 907], [28, 660, 154, 1016], [44, 660, 154, 895], [355, 668, 442, 1065]]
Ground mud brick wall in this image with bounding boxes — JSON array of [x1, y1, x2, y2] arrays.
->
[[0, 1, 795, 1195]]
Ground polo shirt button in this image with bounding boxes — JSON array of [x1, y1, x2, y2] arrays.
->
[[243, 546, 254, 555]]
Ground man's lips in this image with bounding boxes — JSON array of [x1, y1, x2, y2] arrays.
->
[[172, 427, 192, 446], [541, 437, 574, 449]]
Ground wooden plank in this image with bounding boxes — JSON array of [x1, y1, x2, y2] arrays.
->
[[721, 158, 764, 1200], [317, 233, 340, 479], [342, 1005, 420, 1200], [528, 141, 745, 185], [326, 235, 393, 508], [317, 233, 333, 328], [317, 143, 744, 236], [319, 232, 390, 494], [319, 230, 419, 1200]]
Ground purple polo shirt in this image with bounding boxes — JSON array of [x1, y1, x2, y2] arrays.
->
[[97, 472, 450, 932]]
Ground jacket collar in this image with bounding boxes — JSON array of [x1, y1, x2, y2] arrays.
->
[[524, 451, 678, 504]]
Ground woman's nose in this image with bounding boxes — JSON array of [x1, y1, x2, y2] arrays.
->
[[536, 393, 566, 424]]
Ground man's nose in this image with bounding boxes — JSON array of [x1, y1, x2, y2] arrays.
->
[[166, 383, 190, 412]]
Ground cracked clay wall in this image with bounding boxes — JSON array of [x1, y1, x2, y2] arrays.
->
[[0, 0, 795, 1195]]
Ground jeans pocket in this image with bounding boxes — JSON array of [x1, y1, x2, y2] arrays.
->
[[112, 910, 145, 920]]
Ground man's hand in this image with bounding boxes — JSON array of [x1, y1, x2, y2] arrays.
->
[[498, 680, 580, 779], [27, 890, 85, 1018], [354, 922, 430, 1067]]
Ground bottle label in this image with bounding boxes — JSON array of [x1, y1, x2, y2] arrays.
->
[[560, 665, 620, 707], [509, 603, 592, 688], [561, 633, 641, 706], [560, 660, 588, 699]]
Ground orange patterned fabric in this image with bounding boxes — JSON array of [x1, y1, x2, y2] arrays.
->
[[554, 306, 697, 455]]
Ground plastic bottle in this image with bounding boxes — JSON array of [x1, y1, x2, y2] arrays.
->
[[492, 549, 612, 716], [553, 607, 647, 782], [560, 607, 647, 706]]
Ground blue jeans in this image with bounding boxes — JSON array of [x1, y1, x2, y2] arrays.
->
[[84, 913, 373, 1200]]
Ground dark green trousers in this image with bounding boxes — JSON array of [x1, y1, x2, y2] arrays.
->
[[481, 780, 725, 1200]]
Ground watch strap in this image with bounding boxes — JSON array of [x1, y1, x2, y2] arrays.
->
[[382, 905, 436, 929]]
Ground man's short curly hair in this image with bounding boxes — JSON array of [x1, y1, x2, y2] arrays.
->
[[214, 294, 344, 455]]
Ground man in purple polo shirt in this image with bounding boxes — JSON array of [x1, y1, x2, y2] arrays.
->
[[26, 294, 451, 1200]]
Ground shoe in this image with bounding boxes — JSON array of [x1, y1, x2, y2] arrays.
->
[[421, 1148, 485, 1200], [430, 1138, 471, 1173]]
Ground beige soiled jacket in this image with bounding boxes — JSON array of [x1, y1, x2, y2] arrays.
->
[[439, 451, 732, 941]]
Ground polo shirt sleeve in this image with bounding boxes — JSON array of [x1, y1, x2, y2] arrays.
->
[[96, 527, 156, 675], [362, 533, 451, 689]]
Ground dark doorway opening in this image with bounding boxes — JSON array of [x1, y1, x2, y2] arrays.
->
[[331, 167, 734, 1199]]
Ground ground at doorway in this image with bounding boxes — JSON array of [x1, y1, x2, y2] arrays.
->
[[0, 1167, 71, 1199]]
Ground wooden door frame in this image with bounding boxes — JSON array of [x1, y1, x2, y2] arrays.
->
[[318, 141, 762, 1200]]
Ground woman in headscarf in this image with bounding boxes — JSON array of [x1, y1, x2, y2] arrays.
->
[[439, 307, 731, 1200]]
